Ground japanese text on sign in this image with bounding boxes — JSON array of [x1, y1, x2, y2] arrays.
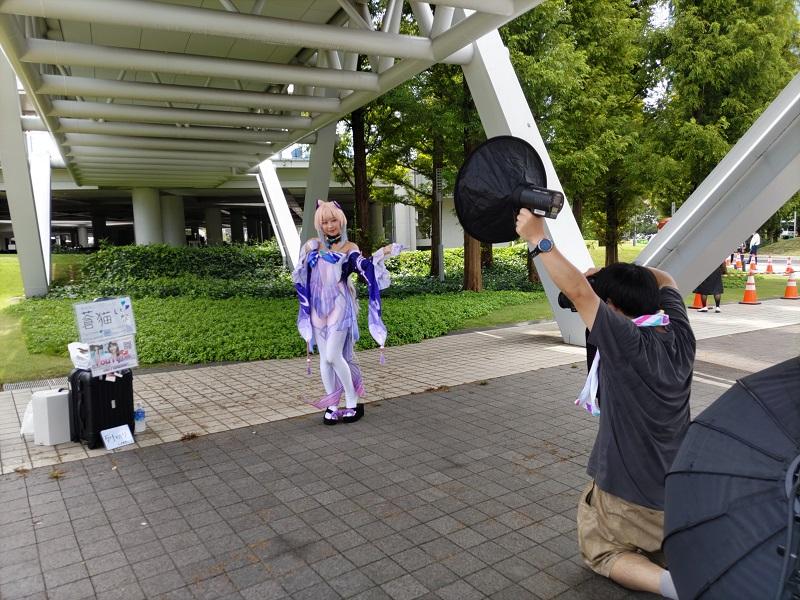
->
[[74, 297, 136, 343]]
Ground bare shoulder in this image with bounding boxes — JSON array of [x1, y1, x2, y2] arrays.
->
[[343, 241, 360, 254]]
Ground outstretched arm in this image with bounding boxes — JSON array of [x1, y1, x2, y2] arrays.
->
[[516, 209, 601, 330]]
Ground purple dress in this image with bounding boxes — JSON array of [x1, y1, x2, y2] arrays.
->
[[292, 240, 399, 407]]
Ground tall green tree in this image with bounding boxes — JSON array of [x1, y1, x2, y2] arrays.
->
[[504, 0, 657, 264], [649, 0, 800, 213]]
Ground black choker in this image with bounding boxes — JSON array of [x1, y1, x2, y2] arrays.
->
[[325, 234, 341, 246]]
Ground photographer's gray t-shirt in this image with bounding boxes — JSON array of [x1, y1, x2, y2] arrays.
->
[[586, 286, 695, 510]]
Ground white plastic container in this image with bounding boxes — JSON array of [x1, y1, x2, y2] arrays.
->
[[31, 389, 71, 446]]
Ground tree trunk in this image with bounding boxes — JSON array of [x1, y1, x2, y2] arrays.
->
[[464, 232, 482, 291], [481, 242, 493, 268], [352, 106, 371, 254], [604, 193, 619, 265], [527, 249, 540, 284], [572, 197, 583, 233], [462, 78, 482, 291], [431, 135, 443, 278]]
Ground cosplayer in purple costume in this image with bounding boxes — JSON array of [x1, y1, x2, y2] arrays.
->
[[292, 200, 401, 424]]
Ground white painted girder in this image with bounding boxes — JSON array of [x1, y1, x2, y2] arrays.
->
[[25, 118, 296, 143], [2, 0, 435, 61], [22, 39, 381, 92], [37, 75, 341, 113], [637, 72, 800, 293], [49, 100, 312, 130], [432, 1, 516, 15], [73, 156, 251, 167], [63, 134, 273, 155], [67, 147, 259, 162], [0, 54, 48, 296]]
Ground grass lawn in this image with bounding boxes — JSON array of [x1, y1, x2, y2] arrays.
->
[[761, 237, 800, 256], [1, 244, 796, 385], [0, 256, 73, 383]]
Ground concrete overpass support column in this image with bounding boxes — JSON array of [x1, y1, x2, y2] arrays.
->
[[370, 202, 385, 244], [132, 188, 163, 245], [245, 215, 260, 242], [301, 121, 338, 242], [204, 206, 223, 245], [392, 203, 417, 250], [0, 53, 49, 296], [229, 209, 244, 243], [461, 30, 590, 346], [161, 195, 186, 247], [77, 226, 89, 247], [91, 208, 109, 246]]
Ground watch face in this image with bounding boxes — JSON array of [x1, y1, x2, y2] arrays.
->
[[539, 239, 553, 252]]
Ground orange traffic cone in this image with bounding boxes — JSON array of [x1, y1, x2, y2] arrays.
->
[[739, 274, 761, 305], [765, 255, 774, 274], [748, 255, 758, 274], [688, 293, 704, 310], [786, 256, 794, 275], [734, 253, 743, 270], [782, 272, 799, 300]]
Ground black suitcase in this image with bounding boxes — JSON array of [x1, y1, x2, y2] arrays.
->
[[68, 368, 134, 449]]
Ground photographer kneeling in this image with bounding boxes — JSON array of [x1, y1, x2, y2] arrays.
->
[[516, 209, 695, 599]]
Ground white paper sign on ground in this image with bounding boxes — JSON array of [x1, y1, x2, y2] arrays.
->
[[74, 297, 136, 343], [87, 335, 139, 377], [101, 424, 134, 451]]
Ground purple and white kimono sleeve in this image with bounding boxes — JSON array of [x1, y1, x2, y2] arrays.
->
[[344, 243, 402, 349], [291, 241, 317, 347]]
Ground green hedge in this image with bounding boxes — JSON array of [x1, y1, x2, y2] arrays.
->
[[9, 290, 541, 365], [82, 242, 284, 280], [48, 243, 540, 300]]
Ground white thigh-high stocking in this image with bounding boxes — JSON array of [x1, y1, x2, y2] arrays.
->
[[317, 328, 357, 408]]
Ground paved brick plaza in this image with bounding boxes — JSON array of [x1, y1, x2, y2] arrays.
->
[[1, 301, 798, 599]]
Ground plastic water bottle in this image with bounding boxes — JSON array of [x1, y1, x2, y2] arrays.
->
[[134, 404, 146, 434]]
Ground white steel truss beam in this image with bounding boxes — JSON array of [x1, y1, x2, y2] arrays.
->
[[1, 0, 434, 61], [48, 100, 312, 130], [73, 157, 253, 167], [67, 147, 259, 162], [63, 134, 272, 155], [22, 39, 380, 92], [460, 29, 589, 346], [24, 118, 296, 143], [310, 2, 546, 130], [408, 2, 473, 64], [256, 160, 301, 270], [430, 1, 515, 15], [37, 75, 341, 113], [0, 15, 77, 177], [0, 53, 49, 296], [637, 72, 800, 292], [76, 166, 231, 174]]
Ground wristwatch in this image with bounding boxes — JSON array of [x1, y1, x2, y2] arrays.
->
[[528, 238, 554, 258]]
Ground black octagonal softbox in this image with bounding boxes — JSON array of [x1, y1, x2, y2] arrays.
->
[[454, 135, 564, 243]]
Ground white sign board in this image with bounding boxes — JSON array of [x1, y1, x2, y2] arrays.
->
[[74, 297, 136, 343], [100, 424, 135, 450], [87, 335, 139, 377]]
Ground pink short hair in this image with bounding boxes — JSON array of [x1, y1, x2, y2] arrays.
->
[[313, 200, 347, 234]]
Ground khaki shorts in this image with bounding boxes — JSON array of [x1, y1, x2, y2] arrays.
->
[[576, 481, 666, 577]]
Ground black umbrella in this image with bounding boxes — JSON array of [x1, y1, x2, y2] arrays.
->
[[663, 357, 800, 600]]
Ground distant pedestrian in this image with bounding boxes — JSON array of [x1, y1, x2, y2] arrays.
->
[[693, 263, 726, 313], [748, 232, 761, 264]]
